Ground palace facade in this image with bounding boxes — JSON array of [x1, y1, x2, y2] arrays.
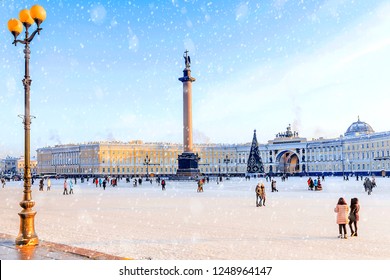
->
[[36, 118, 390, 177], [36, 140, 250, 177], [260, 118, 390, 177]]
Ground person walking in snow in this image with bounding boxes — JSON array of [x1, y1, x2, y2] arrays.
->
[[271, 179, 278, 192], [334, 197, 349, 239], [47, 178, 51, 191], [371, 176, 377, 188], [39, 178, 43, 191], [39, 178, 44, 191], [63, 179, 69, 195], [69, 179, 74, 194], [260, 183, 266, 206], [364, 177, 373, 195], [197, 179, 204, 192], [255, 183, 262, 207], [161, 179, 166, 191], [1, 178, 5, 188], [307, 177, 314, 190], [363, 177, 369, 192], [316, 178, 322, 191], [255, 183, 266, 207], [348, 197, 360, 237], [103, 179, 107, 190]]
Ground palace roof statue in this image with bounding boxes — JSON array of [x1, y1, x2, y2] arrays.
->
[[275, 124, 299, 139]]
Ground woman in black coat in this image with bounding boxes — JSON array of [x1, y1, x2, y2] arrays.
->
[[348, 197, 360, 236]]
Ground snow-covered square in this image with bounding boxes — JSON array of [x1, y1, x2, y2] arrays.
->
[[1, 176, 389, 260]]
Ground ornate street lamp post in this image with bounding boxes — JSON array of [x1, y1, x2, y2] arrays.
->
[[8, 4, 46, 246], [144, 154, 151, 179], [143, 154, 160, 180], [223, 155, 230, 177]]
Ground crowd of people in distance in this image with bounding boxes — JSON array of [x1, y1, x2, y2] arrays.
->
[[20, 175, 170, 194], [307, 176, 323, 191], [363, 176, 377, 195]]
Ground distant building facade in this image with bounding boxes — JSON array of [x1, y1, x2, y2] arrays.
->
[[16, 157, 38, 175], [36, 118, 390, 177], [3, 156, 18, 174], [0, 159, 5, 174], [0, 156, 38, 175], [36, 141, 249, 177], [259, 118, 390, 177]]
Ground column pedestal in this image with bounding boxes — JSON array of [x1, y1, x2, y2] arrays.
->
[[177, 152, 200, 178]]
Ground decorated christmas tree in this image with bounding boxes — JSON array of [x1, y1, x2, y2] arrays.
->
[[247, 130, 265, 173]]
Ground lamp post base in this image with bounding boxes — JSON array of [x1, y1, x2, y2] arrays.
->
[[16, 209, 39, 246]]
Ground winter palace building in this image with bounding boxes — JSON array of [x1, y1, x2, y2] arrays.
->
[[36, 118, 390, 177]]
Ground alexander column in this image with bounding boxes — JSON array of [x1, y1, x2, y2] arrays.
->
[[177, 50, 200, 177]]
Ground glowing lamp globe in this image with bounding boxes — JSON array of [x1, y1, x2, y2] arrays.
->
[[19, 9, 34, 26], [30, 5, 46, 27], [7, 18, 23, 39]]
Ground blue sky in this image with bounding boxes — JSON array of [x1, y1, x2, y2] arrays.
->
[[1, 0, 390, 158]]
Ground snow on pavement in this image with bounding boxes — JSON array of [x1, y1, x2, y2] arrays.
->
[[1, 176, 389, 260]]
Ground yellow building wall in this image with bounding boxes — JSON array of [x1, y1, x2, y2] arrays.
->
[[37, 142, 246, 176]]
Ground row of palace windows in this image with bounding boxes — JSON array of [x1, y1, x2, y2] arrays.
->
[[307, 162, 390, 171], [100, 167, 242, 173], [49, 166, 245, 174], [46, 147, 390, 167], [50, 155, 250, 165], [308, 141, 390, 153], [45, 156, 242, 165], [308, 150, 390, 162], [101, 150, 244, 157]]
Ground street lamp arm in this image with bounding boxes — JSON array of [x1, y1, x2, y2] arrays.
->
[[27, 28, 42, 42], [12, 28, 42, 46], [12, 39, 25, 46]]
